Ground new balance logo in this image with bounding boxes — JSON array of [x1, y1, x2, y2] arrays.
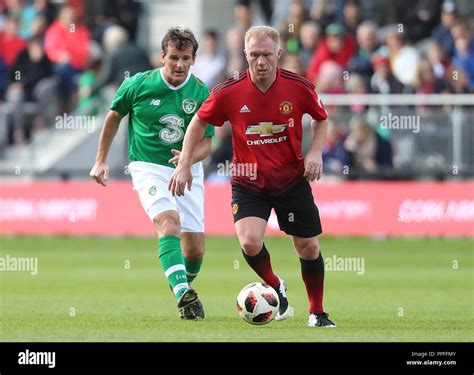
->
[[239, 105, 251, 113], [150, 99, 161, 106]]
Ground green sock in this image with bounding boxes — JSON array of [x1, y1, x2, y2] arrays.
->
[[158, 236, 188, 300], [184, 257, 203, 284]]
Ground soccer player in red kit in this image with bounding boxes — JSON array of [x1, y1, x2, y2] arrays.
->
[[169, 25, 335, 327]]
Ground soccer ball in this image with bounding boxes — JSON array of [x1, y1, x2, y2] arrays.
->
[[236, 282, 279, 325]]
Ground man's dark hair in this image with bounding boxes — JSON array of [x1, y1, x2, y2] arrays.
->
[[161, 27, 199, 56]]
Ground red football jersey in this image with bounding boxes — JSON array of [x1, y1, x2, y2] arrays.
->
[[198, 68, 328, 195]]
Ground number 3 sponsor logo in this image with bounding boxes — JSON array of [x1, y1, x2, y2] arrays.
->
[[159, 114, 184, 143]]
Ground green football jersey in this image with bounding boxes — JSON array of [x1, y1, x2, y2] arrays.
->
[[110, 68, 214, 167]]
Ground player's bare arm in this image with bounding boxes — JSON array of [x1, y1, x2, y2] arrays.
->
[[304, 118, 328, 182], [168, 114, 208, 196], [89, 110, 123, 186], [168, 136, 212, 166]]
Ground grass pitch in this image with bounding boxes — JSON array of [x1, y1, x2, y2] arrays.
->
[[1, 236, 472, 342]]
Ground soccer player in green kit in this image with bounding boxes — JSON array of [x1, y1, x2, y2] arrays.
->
[[90, 28, 214, 320]]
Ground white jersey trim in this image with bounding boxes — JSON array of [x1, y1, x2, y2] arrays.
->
[[160, 68, 192, 91]]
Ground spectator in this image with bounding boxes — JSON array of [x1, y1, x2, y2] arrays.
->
[[91, 0, 141, 42], [6, 0, 37, 39], [353, 0, 378, 22], [20, 0, 57, 37], [287, 0, 309, 38], [193, 29, 226, 87], [279, 29, 293, 56], [317, 60, 346, 93], [322, 121, 349, 173], [236, 0, 273, 25], [410, 58, 447, 94], [431, 0, 458, 57], [385, 29, 420, 86], [340, 0, 362, 37], [281, 53, 304, 75], [306, 23, 356, 83], [6, 37, 54, 144], [234, 1, 253, 30], [91, 25, 151, 93], [344, 115, 393, 174], [406, 0, 443, 42], [29, 14, 48, 41], [44, 5, 90, 112], [271, 0, 291, 29], [310, 0, 338, 29], [0, 16, 26, 67], [426, 40, 450, 79], [347, 21, 379, 88], [345, 73, 367, 113], [225, 27, 246, 77], [204, 125, 233, 181], [370, 54, 405, 94], [380, 0, 442, 43], [77, 41, 103, 116], [409, 58, 448, 114], [445, 65, 471, 93], [298, 21, 321, 74], [23, 0, 57, 41], [451, 20, 474, 90], [280, 1, 309, 56], [30, 0, 57, 26]]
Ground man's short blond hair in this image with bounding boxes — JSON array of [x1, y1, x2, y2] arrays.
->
[[244, 26, 280, 50]]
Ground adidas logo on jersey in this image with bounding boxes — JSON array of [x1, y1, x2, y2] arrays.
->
[[150, 99, 161, 106], [239, 105, 251, 113]]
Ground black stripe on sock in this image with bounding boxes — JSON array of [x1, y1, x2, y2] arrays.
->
[[300, 252, 324, 274], [242, 243, 268, 264]]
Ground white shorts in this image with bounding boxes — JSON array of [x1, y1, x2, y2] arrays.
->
[[128, 161, 205, 232]]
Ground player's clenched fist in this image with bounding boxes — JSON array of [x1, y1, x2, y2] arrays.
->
[[89, 162, 110, 186], [168, 164, 193, 197]]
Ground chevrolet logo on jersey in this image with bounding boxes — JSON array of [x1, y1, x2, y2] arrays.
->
[[245, 122, 286, 137]]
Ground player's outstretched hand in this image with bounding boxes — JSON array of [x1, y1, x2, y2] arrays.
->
[[169, 164, 193, 197], [304, 150, 323, 182], [168, 149, 181, 165], [89, 162, 110, 186]]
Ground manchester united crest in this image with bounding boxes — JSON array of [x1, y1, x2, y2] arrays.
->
[[232, 203, 239, 216], [182, 99, 197, 114], [279, 101, 293, 115]]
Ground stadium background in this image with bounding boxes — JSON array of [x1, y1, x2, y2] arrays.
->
[[0, 0, 473, 343]]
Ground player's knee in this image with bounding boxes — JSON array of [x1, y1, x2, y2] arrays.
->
[[183, 245, 204, 260], [156, 225, 180, 237], [297, 240, 320, 260], [153, 215, 180, 237], [241, 237, 264, 256]]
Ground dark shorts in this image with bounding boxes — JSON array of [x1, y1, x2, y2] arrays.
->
[[231, 178, 323, 238]]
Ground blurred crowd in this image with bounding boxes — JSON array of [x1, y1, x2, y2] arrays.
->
[[1, 0, 473, 178], [201, 0, 474, 180], [0, 0, 150, 145]]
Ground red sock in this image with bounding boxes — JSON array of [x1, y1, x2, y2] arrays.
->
[[300, 253, 325, 313], [242, 244, 280, 289]]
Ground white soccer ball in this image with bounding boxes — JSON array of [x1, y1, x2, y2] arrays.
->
[[236, 282, 279, 325]]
